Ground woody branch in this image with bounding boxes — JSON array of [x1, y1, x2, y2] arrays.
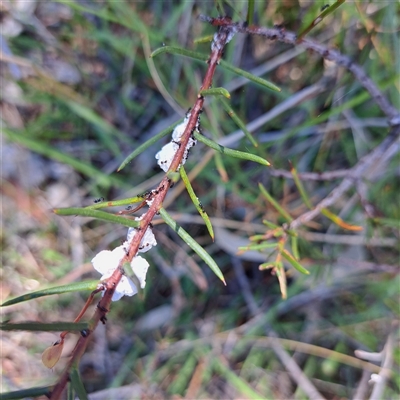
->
[[49, 19, 234, 400]]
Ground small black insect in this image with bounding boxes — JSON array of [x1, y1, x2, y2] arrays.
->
[[126, 205, 132, 210], [198, 201, 205, 213], [94, 197, 104, 203], [80, 329, 89, 337], [321, 4, 329, 11], [97, 304, 108, 313]]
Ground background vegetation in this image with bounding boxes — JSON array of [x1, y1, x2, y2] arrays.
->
[[1, 1, 399, 399]]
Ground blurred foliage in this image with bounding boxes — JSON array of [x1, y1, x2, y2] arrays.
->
[[1, 0, 399, 399]]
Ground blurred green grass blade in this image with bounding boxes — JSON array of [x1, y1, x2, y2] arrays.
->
[[118, 119, 182, 171], [1, 280, 99, 307], [286, 75, 398, 138], [159, 208, 225, 284], [3, 128, 120, 188], [65, 101, 121, 156], [213, 357, 263, 400], [214, 151, 229, 182], [85, 196, 145, 210], [373, 218, 400, 229], [219, 97, 258, 147], [0, 322, 89, 332], [259, 184, 293, 222], [0, 386, 51, 400], [167, 353, 197, 395], [219, 59, 281, 92], [151, 46, 281, 92], [246, 0, 254, 25], [54, 207, 140, 228], [291, 165, 313, 209], [151, 46, 208, 62], [67, 382, 75, 400], [194, 132, 270, 166], [180, 166, 214, 240], [200, 87, 231, 98], [298, 0, 346, 40], [262, 219, 280, 229], [70, 368, 89, 400], [281, 249, 310, 275], [57, 0, 160, 40]]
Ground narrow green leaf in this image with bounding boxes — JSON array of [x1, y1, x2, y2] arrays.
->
[[180, 166, 214, 240], [117, 119, 183, 171], [259, 184, 293, 222], [297, 0, 346, 40], [193, 34, 214, 44], [53, 207, 140, 228], [249, 234, 266, 241], [0, 386, 51, 400], [159, 208, 225, 284], [291, 165, 313, 209], [3, 128, 120, 188], [85, 196, 145, 210], [259, 261, 280, 270], [67, 382, 75, 400], [151, 46, 281, 92], [262, 219, 280, 230], [70, 369, 89, 400], [1, 280, 99, 307], [194, 132, 270, 166], [275, 262, 288, 299], [219, 97, 258, 147], [281, 249, 310, 275], [219, 59, 281, 92], [238, 242, 278, 251], [246, 0, 255, 25], [291, 236, 300, 260], [200, 87, 231, 99], [321, 208, 363, 231], [0, 322, 89, 332]]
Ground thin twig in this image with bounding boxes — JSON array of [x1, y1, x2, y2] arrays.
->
[[289, 127, 399, 230], [269, 333, 327, 400], [271, 169, 350, 181], [200, 16, 400, 126]]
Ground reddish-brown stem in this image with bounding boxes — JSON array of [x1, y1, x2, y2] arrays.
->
[[49, 21, 232, 400], [59, 287, 102, 341]]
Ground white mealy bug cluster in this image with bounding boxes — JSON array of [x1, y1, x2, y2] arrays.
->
[[91, 216, 157, 301], [155, 110, 199, 173], [210, 25, 238, 52]]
